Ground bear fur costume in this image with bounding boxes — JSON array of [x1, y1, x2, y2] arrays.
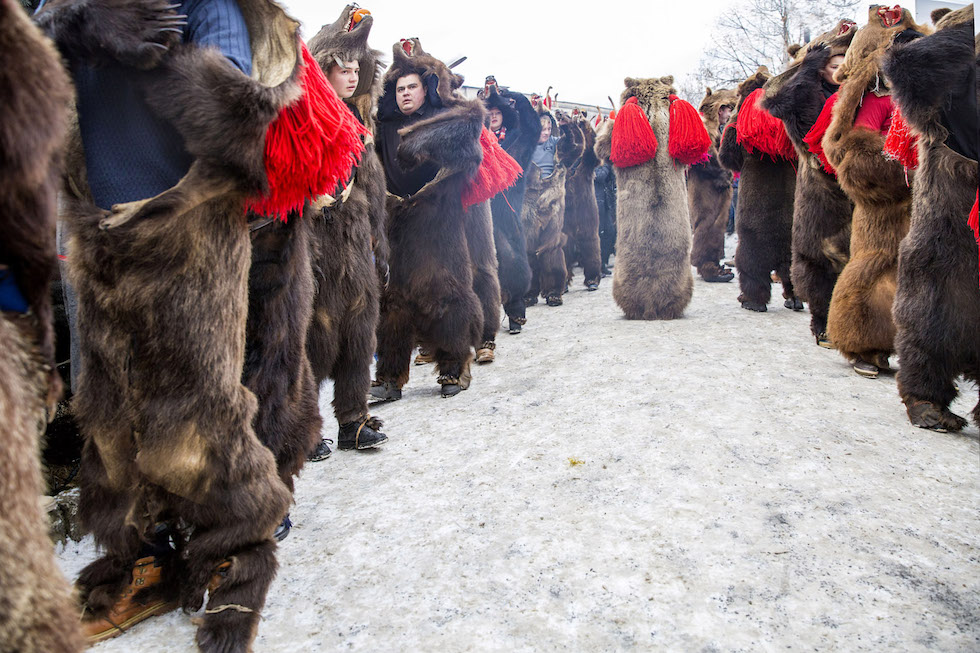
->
[[36, 0, 357, 647], [596, 76, 694, 320], [821, 5, 928, 375], [718, 67, 800, 312], [466, 199, 502, 360], [0, 1, 82, 651], [483, 82, 541, 331], [305, 5, 389, 437], [763, 21, 857, 344], [522, 106, 583, 307], [884, 6, 980, 431], [372, 38, 488, 395], [562, 116, 604, 290], [595, 160, 617, 271], [688, 87, 737, 281]]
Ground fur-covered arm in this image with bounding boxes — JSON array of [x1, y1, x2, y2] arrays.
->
[[396, 103, 485, 175], [594, 120, 612, 162], [361, 150, 389, 276], [763, 44, 831, 144], [35, 0, 183, 69], [718, 122, 744, 172], [503, 90, 543, 166]]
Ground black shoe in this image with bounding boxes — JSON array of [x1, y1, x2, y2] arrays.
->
[[853, 359, 879, 379], [741, 301, 767, 312], [307, 438, 333, 462], [586, 281, 599, 291], [338, 416, 388, 450], [546, 295, 563, 307], [369, 380, 402, 401], [601, 266, 611, 277], [274, 515, 292, 542], [784, 297, 804, 311], [704, 272, 734, 283], [441, 383, 463, 397], [508, 318, 523, 335], [524, 295, 538, 307]]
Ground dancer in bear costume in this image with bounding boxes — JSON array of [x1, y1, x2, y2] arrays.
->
[[562, 116, 604, 291]]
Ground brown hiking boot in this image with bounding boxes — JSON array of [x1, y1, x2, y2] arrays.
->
[[414, 347, 434, 365], [475, 341, 495, 364], [81, 556, 177, 643]]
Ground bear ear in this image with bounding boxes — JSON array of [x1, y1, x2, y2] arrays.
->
[[930, 7, 951, 23], [661, 75, 674, 85], [787, 44, 802, 58], [704, 87, 713, 96], [624, 77, 637, 88]]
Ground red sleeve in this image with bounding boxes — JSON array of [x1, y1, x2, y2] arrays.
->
[[854, 93, 895, 134]]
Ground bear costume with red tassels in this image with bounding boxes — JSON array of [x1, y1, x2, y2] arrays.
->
[[718, 66, 801, 313], [39, 0, 366, 649], [594, 75, 710, 319], [884, 5, 979, 432]]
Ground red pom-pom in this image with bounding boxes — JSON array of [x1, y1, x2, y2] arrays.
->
[[610, 97, 658, 168], [246, 42, 370, 221], [667, 95, 711, 165], [462, 127, 523, 209], [883, 105, 919, 170], [804, 92, 838, 175], [970, 191, 979, 287], [736, 88, 797, 161], [608, 108, 617, 120]]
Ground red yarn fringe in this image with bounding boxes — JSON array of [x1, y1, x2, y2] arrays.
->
[[804, 92, 838, 175], [736, 88, 797, 162], [883, 105, 919, 170], [668, 95, 712, 165], [245, 42, 371, 221], [610, 97, 658, 168], [462, 127, 523, 209], [970, 191, 979, 287]]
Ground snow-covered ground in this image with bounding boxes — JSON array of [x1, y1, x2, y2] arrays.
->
[[57, 235, 980, 651]]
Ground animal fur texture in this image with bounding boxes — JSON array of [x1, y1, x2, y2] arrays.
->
[[374, 40, 486, 389], [884, 6, 980, 430], [484, 85, 539, 326], [821, 6, 928, 368], [0, 1, 81, 650], [598, 76, 693, 320], [466, 200, 502, 347], [688, 87, 737, 280], [522, 108, 581, 306], [562, 117, 603, 289], [718, 68, 799, 310], [763, 25, 856, 341], [305, 5, 388, 426], [38, 1, 311, 649]]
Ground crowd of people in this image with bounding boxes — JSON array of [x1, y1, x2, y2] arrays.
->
[[0, 0, 977, 651]]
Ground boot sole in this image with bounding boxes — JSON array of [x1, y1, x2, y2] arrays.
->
[[85, 601, 178, 643], [338, 435, 389, 450]]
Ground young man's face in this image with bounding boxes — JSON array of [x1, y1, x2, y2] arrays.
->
[[488, 107, 503, 131], [328, 60, 360, 99], [821, 55, 845, 85], [396, 74, 425, 115], [718, 105, 732, 126], [538, 116, 552, 143]]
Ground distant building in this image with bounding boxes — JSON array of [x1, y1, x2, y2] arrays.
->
[[459, 86, 614, 120]]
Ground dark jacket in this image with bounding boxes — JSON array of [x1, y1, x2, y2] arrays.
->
[[375, 74, 446, 197]]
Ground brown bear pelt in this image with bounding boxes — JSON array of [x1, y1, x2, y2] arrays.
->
[[522, 108, 582, 306], [688, 87, 737, 280], [465, 200, 502, 351], [597, 76, 693, 320], [821, 6, 929, 370], [718, 67, 799, 311], [38, 1, 306, 648], [373, 39, 486, 391], [763, 24, 856, 342], [884, 6, 980, 430], [0, 1, 81, 651], [305, 5, 388, 428], [562, 117, 603, 289]]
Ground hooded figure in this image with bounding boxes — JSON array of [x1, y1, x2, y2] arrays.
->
[[821, 5, 929, 378], [562, 115, 604, 291], [38, 0, 365, 648], [688, 87, 737, 283], [304, 5, 389, 449], [884, 5, 979, 431], [0, 1, 81, 650], [523, 101, 582, 307], [718, 67, 801, 313], [482, 78, 541, 337], [763, 20, 857, 347], [370, 38, 489, 399]]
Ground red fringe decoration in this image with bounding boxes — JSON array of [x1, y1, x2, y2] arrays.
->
[[736, 88, 797, 161], [462, 127, 523, 209], [668, 95, 712, 165], [970, 191, 979, 287], [804, 92, 839, 175], [610, 97, 658, 168], [245, 42, 371, 221], [883, 105, 919, 170]]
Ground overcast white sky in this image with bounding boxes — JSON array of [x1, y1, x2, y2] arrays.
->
[[280, 0, 735, 107]]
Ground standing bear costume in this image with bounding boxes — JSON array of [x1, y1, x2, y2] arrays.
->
[[562, 116, 604, 291]]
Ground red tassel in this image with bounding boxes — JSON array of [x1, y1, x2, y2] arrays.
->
[[245, 42, 371, 221], [462, 127, 523, 209], [969, 191, 979, 288], [610, 97, 658, 168], [736, 88, 797, 161], [883, 105, 919, 170], [804, 92, 839, 175], [667, 95, 712, 165]]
